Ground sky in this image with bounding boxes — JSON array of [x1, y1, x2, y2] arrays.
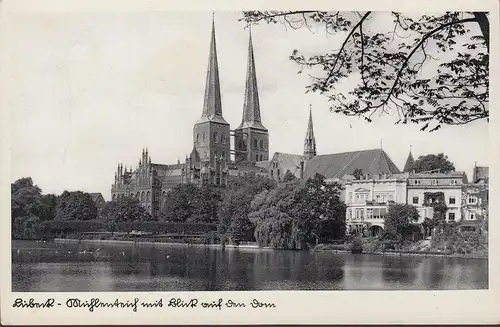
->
[[5, 11, 489, 200]]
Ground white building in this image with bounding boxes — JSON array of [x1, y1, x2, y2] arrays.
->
[[345, 173, 409, 236], [406, 172, 468, 223]]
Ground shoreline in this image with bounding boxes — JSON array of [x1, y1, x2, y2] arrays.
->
[[46, 238, 488, 259]]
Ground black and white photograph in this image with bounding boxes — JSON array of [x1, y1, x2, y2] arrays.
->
[[1, 0, 499, 324]]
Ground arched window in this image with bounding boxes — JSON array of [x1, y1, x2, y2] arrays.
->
[[213, 132, 218, 143], [239, 139, 243, 149], [259, 140, 264, 149], [253, 138, 258, 149], [222, 150, 225, 159], [146, 191, 151, 203], [221, 133, 226, 144], [196, 133, 200, 143], [141, 191, 145, 202], [203, 132, 207, 141], [112, 194, 116, 201]]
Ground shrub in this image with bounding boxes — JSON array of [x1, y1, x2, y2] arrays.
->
[[350, 236, 364, 253]]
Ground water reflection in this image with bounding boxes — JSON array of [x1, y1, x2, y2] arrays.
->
[[12, 240, 488, 292]]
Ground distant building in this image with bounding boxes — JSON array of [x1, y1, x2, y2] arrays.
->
[[89, 192, 106, 214], [111, 19, 267, 218], [461, 165, 489, 232], [472, 165, 489, 184]]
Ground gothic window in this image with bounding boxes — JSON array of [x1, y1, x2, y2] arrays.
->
[[196, 133, 200, 143], [146, 191, 151, 203], [222, 150, 225, 159], [213, 132, 218, 143], [221, 133, 226, 144], [112, 194, 116, 201], [141, 191, 145, 202]]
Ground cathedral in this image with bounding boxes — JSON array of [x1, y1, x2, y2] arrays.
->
[[111, 18, 401, 219]]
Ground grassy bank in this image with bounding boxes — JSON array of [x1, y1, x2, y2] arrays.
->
[[314, 237, 488, 259]]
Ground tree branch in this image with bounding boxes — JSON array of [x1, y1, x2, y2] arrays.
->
[[323, 11, 372, 87]]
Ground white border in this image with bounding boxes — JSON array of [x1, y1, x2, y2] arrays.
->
[[1, 0, 499, 324]]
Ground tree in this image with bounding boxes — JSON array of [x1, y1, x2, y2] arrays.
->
[[413, 153, 455, 173], [54, 191, 98, 221], [11, 177, 43, 220], [101, 197, 152, 223], [241, 11, 489, 131], [218, 172, 276, 244], [161, 184, 200, 222], [384, 203, 420, 240], [160, 183, 222, 223], [249, 173, 345, 249], [192, 184, 222, 223], [352, 168, 364, 180]]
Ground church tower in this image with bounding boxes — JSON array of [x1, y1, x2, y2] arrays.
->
[[234, 30, 269, 163], [193, 17, 231, 164], [303, 106, 317, 158]]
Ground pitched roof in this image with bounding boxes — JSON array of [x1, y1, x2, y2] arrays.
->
[[89, 193, 104, 202], [303, 149, 400, 179], [271, 152, 308, 177], [403, 151, 415, 172], [198, 17, 228, 125], [237, 30, 267, 131]]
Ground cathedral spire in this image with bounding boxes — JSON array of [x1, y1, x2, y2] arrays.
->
[[199, 15, 226, 124], [238, 28, 266, 131], [403, 145, 415, 173], [304, 105, 317, 158]]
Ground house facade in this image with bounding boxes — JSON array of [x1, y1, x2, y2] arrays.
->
[[406, 172, 468, 223], [344, 173, 409, 236]]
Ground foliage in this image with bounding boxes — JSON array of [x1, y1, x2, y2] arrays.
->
[[161, 184, 221, 223], [218, 172, 276, 243], [384, 204, 420, 240], [54, 191, 98, 221], [42, 220, 107, 237], [161, 184, 200, 222], [350, 236, 364, 253], [101, 197, 152, 223], [413, 153, 455, 173], [352, 168, 364, 180], [115, 221, 217, 234], [241, 11, 489, 131], [249, 174, 345, 249], [11, 177, 43, 221], [432, 225, 487, 255], [12, 215, 42, 240], [282, 170, 297, 182]]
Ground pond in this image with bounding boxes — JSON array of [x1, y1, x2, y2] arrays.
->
[[12, 240, 488, 291]]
